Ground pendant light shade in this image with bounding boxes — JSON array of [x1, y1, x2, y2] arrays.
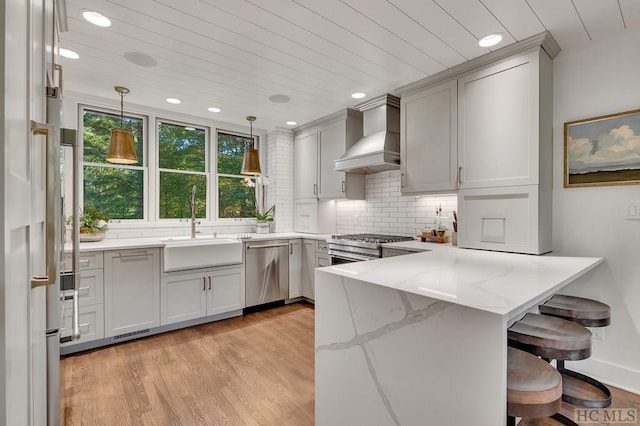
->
[[107, 86, 138, 164], [241, 115, 261, 175]]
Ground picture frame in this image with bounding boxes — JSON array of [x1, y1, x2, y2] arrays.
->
[[564, 108, 640, 188]]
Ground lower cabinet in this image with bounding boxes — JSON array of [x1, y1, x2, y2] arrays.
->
[[302, 240, 315, 300], [161, 266, 245, 326], [60, 304, 104, 347], [288, 239, 302, 298], [104, 248, 160, 338]]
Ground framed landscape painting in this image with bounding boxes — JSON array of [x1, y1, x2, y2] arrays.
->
[[564, 108, 640, 188]]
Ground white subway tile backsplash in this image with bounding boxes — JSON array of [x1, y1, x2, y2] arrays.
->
[[336, 170, 457, 237]]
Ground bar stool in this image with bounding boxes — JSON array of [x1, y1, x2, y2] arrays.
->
[[508, 313, 592, 425], [507, 347, 577, 426], [540, 294, 612, 408]]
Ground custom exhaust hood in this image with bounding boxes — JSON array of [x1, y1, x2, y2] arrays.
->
[[334, 94, 401, 174]]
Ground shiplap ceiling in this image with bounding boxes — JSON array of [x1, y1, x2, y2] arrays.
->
[[60, 0, 639, 131]]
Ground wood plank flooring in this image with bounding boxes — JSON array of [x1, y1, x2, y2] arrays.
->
[[61, 302, 640, 425], [60, 303, 315, 426]]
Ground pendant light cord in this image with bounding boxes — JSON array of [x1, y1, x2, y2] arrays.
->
[[120, 91, 124, 129]]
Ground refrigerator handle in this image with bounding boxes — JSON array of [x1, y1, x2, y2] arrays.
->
[[70, 127, 81, 341], [31, 120, 58, 288]]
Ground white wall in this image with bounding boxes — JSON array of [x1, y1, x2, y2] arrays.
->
[[553, 31, 640, 393], [336, 170, 457, 237]]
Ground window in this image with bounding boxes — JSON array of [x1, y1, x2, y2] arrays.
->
[[217, 132, 256, 218], [157, 121, 207, 219], [82, 108, 145, 219]]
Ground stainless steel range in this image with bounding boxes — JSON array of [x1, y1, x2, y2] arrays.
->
[[327, 233, 415, 264]]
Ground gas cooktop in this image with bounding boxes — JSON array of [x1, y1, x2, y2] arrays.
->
[[329, 233, 415, 245]]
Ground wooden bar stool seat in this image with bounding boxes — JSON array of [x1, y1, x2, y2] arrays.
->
[[540, 294, 611, 327], [507, 347, 577, 426], [539, 294, 612, 408], [508, 313, 592, 361]]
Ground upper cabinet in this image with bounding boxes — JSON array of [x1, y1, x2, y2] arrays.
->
[[401, 79, 458, 194], [458, 50, 548, 190], [293, 109, 365, 201], [294, 129, 319, 199]]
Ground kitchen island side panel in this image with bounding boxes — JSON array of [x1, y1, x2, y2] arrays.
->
[[315, 270, 506, 426]]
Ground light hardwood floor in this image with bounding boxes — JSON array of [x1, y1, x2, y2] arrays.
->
[[61, 302, 639, 426], [60, 303, 315, 425]]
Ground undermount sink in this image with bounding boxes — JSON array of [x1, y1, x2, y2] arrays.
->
[[162, 237, 242, 272]]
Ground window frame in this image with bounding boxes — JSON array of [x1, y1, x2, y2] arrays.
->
[[155, 118, 210, 222], [79, 104, 149, 223], [214, 128, 259, 221]]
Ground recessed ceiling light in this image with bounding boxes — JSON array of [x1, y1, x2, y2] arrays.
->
[[479, 33, 504, 48], [286, 121, 297, 126], [124, 52, 157, 67], [59, 48, 79, 59], [269, 94, 290, 103], [351, 92, 366, 99], [82, 10, 112, 27], [166, 98, 181, 104], [207, 107, 221, 113]]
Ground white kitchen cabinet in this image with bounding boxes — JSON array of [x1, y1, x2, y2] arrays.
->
[[318, 117, 365, 200], [288, 239, 302, 299], [161, 266, 245, 325], [458, 185, 551, 254], [294, 199, 336, 234], [294, 129, 318, 199], [301, 240, 316, 300], [104, 248, 160, 337], [207, 267, 245, 316], [401, 79, 458, 194], [60, 304, 104, 347], [161, 271, 207, 325], [457, 49, 551, 189]]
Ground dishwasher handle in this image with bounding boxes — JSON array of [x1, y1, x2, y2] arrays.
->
[[246, 243, 290, 250]]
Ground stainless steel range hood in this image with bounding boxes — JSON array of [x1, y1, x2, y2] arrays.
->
[[334, 94, 400, 174]]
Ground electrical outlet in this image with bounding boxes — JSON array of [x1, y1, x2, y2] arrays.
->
[[589, 327, 604, 341]]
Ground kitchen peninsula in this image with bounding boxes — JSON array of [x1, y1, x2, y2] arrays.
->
[[315, 247, 603, 426]]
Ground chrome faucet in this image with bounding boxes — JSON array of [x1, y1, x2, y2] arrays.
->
[[190, 185, 197, 239]]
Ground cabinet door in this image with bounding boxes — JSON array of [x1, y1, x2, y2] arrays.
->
[[75, 268, 104, 307], [161, 272, 207, 325], [458, 51, 539, 189], [295, 129, 318, 199], [60, 304, 104, 346], [401, 80, 458, 194], [318, 121, 345, 199], [301, 240, 315, 300], [207, 267, 245, 316], [104, 249, 160, 337], [289, 240, 302, 298]]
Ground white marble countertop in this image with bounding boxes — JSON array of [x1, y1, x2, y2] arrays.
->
[[69, 232, 329, 252], [320, 246, 603, 318]]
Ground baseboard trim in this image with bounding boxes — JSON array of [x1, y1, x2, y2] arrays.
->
[[566, 357, 640, 395]]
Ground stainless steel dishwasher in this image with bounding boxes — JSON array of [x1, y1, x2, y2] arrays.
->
[[245, 240, 289, 308]]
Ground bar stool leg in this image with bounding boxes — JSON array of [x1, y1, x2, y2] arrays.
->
[[556, 360, 612, 408]]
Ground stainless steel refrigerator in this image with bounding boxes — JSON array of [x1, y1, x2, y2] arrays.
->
[[40, 83, 81, 426]]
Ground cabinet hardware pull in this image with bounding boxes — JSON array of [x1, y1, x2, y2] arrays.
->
[[30, 121, 57, 288], [400, 173, 405, 188], [203, 277, 206, 291], [290, 242, 293, 255], [313, 183, 317, 195], [79, 258, 90, 266], [118, 250, 149, 258], [208, 276, 211, 290], [457, 166, 463, 185], [247, 243, 289, 250], [341, 181, 345, 193]]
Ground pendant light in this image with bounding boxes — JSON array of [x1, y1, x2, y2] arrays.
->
[[241, 115, 261, 175], [106, 86, 138, 164]]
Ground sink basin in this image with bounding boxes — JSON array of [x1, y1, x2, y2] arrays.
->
[[162, 238, 242, 272]]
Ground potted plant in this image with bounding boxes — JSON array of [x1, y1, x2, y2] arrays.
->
[[243, 176, 275, 234], [76, 206, 109, 242]]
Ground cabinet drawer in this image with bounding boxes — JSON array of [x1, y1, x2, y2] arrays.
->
[[63, 269, 104, 307], [458, 186, 549, 255], [60, 304, 104, 346], [316, 254, 330, 268], [62, 251, 104, 271], [316, 241, 328, 253]]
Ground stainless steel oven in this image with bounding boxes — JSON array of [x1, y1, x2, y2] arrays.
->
[[327, 234, 414, 264]]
